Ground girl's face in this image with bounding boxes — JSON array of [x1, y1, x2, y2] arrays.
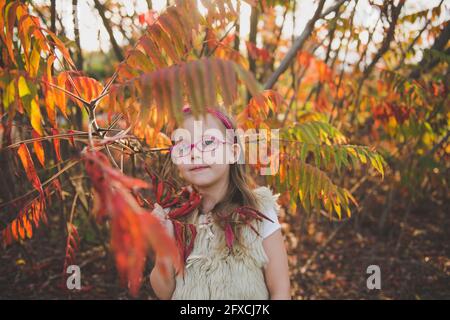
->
[[173, 114, 240, 188]]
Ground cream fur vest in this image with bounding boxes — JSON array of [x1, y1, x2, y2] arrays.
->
[[171, 186, 280, 300]]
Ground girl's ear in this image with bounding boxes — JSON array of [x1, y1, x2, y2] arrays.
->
[[230, 143, 241, 164]]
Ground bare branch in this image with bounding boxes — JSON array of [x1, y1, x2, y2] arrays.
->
[[264, 0, 348, 89], [92, 0, 125, 61]]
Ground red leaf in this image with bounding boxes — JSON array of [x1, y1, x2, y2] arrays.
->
[[297, 51, 313, 68], [2, 227, 12, 247], [82, 149, 181, 296], [156, 181, 164, 203], [63, 222, 79, 281], [225, 223, 234, 249], [67, 129, 76, 147], [138, 10, 158, 26], [246, 41, 270, 63], [51, 128, 62, 162]]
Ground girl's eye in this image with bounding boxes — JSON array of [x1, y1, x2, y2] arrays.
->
[[201, 136, 217, 151], [172, 142, 190, 157]]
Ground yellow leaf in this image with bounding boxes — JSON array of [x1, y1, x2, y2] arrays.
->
[[16, 259, 26, 266], [29, 43, 41, 78], [289, 201, 297, 213], [18, 76, 31, 97], [346, 206, 351, 218], [3, 80, 15, 110], [30, 98, 43, 135], [358, 151, 367, 164], [156, 131, 172, 149], [387, 116, 397, 136], [333, 202, 342, 219]]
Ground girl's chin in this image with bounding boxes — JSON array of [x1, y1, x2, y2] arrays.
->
[[187, 175, 216, 187]]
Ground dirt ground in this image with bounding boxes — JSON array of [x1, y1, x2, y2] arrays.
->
[[0, 197, 448, 300]]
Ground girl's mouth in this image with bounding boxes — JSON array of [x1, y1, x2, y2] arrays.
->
[[189, 165, 210, 172]]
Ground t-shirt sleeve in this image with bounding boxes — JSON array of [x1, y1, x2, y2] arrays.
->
[[261, 206, 281, 239]]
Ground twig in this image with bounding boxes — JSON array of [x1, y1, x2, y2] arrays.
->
[[0, 159, 81, 209], [2, 132, 88, 151]]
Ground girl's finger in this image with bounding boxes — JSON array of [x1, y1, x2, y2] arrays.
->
[[152, 203, 167, 219]]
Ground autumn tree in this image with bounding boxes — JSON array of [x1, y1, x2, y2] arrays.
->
[[1, 0, 447, 297]]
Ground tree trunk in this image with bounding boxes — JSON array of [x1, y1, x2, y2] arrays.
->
[[50, 0, 56, 33], [247, 4, 259, 102], [93, 0, 124, 62], [72, 0, 83, 70], [264, 0, 328, 90], [233, 0, 240, 52]]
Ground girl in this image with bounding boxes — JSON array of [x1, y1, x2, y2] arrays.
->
[[149, 105, 291, 300]]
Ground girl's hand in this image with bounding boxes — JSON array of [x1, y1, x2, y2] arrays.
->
[[150, 205, 177, 301], [153, 203, 175, 278], [152, 203, 175, 239]]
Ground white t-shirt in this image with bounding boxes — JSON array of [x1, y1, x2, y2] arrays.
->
[[261, 206, 281, 239]]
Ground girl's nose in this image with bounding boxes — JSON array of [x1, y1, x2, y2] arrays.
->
[[190, 143, 202, 161]]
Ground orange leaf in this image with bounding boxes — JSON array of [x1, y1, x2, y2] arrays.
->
[[54, 72, 68, 116], [17, 218, 25, 240], [44, 87, 56, 127], [11, 219, 19, 241], [297, 51, 313, 68], [246, 41, 270, 63], [17, 143, 43, 196], [30, 97, 43, 136], [51, 128, 62, 162], [32, 130, 45, 167], [46, 29, 76, 69], [23, 215, 33, 238], [4, 1, 19, 66]]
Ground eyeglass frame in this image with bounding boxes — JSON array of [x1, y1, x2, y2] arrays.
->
[[169, 135, 235, 158]]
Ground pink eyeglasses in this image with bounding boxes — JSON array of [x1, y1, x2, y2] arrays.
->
[[169, 135, 232, 158]]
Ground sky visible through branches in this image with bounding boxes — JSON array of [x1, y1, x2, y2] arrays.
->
[[32, 0, 448, 66]]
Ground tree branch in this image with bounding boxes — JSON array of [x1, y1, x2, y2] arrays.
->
[[264, 0, 347, 90], [409, 21, 450, 79], [92, 0, 125, 61], [362, 0, 405, 80]]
